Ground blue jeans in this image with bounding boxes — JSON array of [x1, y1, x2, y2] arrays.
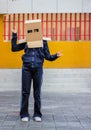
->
[[20, 65, 43, 118]]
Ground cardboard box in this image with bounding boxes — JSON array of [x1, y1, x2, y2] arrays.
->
[[25, 19, 43, 48]]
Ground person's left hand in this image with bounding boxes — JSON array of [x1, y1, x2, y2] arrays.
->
[[57, 52, 63, 57], [12, 26, 17, 33]]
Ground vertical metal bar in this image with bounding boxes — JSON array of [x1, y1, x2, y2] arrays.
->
[[18, 14, 20, 40], [32, 13, 34, 19], [56, 13, 58, 40], [65, 13, 67, 40], [79, 13, 82, 40], [89, 13, 91, 40], [4, 16, 6, 41], [8, 15, 11, 40], [51, 14, 53, 39], [22, 14, 25, 39], [13, 14, 15, 28], [60, 14, 62, 40], [70, 13, 72, 40], [84, 13, 86, 40], [27, 13, 30, 20], [46, 13, 48, 37], [41, 14, 44, 36], [74, 13, 76, 41], [37, 13, 39, 19]]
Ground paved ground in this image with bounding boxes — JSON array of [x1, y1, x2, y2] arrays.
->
[[0, 69, 91, 130]]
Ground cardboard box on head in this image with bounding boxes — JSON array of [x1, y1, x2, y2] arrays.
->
[[25, 19, 43, 48]]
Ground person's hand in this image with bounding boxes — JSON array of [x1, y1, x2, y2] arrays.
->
[[57, 52, 63, 57], [12, 26, 17, 33]]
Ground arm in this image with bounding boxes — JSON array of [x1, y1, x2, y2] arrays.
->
[[43, 40, 60, 61], [11, 28, 26, 52]]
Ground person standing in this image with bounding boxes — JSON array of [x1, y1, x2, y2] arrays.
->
[[11, 28, 62, 122]]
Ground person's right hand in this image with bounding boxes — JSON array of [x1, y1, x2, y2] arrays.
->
[[12, 26, 17, 33]]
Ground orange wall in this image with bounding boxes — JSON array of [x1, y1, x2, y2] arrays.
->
[[44, 41, 91, 68], [0, 41, 91, 68]]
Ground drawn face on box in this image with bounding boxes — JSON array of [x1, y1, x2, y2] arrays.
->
[[25, 20, 42, 42]]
